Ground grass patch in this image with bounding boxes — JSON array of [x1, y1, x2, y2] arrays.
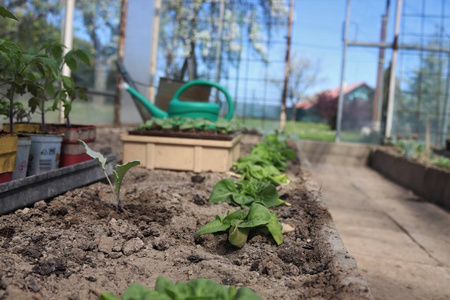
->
[[236, 117, 335, 142]]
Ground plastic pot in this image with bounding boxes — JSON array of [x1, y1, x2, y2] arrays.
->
[[0, 133, 18, 183], [12, 135, 32, 180], [26, 133, 63, 175], [48, 124, 96, 167]]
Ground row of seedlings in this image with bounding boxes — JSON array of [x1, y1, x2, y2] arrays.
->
[[195, 131, 297, 247]]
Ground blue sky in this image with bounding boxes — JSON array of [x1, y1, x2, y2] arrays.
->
[[292, 0, 390, 93], [292, 0, 449, 95]]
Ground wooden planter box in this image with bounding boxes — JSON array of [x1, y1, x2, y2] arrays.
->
[[121, 134, 241, 172]]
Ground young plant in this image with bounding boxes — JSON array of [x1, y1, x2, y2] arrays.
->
[[98, 276, 261, 300], [29, 40, 91, 129], [79, 140, 140, 212], [195, 202, 283, 247], [210, 178, 289, 209], [0, 11, 59, 133]]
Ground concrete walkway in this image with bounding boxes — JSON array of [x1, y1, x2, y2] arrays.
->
[[310, 164, 450, 300]]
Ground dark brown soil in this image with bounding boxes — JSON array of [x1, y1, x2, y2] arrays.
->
[[0, 131, 371, 300], [128, 129, 238, 141]]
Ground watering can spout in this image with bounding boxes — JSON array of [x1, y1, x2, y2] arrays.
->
[[123, 84, 169, 119]]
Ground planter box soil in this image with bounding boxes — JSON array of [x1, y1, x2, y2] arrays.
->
[[121, 133, 241, 173], [129, 129, 238, 141], [0, 133, 372, 300]]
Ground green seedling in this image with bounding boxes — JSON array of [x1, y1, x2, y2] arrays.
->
[[233, 161, 291, 186], [79, 140, 140, 212], [210, 178, 289, 209], [431, 155, 450, 169], [395, 139, 425, 159], [98, 276, 261, 300], [233, 132, 296, 185], [137, 117, 240, 134], [195, 202, 283, 247]]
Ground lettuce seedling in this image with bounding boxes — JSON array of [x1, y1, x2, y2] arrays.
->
[[233, 161, 291, 186], [98, 276, 261, 300], [79, 140, 140, 212], [209, 178, 289, 208], [137, 117, 240, 134], [195, 202, 283, 247], [233, 132, 296, 185]]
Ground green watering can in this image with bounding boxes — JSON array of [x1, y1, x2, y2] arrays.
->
[[123, 80, 234, 121]]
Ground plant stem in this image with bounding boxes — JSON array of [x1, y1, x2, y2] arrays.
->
[[8, 84, 15, 133], [102, 169, 119, 210], [103, 169, 115, 195]]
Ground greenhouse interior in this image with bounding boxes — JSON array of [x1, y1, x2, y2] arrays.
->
[[0, 0, 449, 299]]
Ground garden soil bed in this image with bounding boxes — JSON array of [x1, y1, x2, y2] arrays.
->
[[0, 128, 372, 300]]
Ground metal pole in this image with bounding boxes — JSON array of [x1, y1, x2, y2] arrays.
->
[[214, 0, 225, 102], [385, 0, 403, 138], [442, 54, 450, 146], [335, 0, 351, 142], [60, 0, 75, 123], [114, 0, 128, 125], [279, 0, 294, 131], [373, 0, 390, 130], [148, 0, 161, 103]]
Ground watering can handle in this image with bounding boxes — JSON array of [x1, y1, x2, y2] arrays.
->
[[172, 80, 234, 121]]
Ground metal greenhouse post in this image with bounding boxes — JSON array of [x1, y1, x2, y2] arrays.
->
[[442, 54, 450, 146], [335, 0, 351, 142], [280, 0, 294, 131], [385, 0, 403, 138], [148, 0, 161, 104], [214, 0, 226, 103], [115, 0, 129, 125], [60, 0, 75, 123]]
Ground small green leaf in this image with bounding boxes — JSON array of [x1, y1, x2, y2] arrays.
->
[[209, 179, 238, 204], [62, 75, 74, 91], [238, 203, 272, 228], [194, 218, 230, 239], [234, 287, 262, 300], [0, 6, 18, 21], [73, 49, 92, 66], [63, 101, 72, 118], [275, 198, 291, 206], [113, 160, 140, 196], [78, 140, 107, 170], [266, 212, 283, 246], [282, 149, 297, 160], [222, 210, 246, 225], [121, 283, 158, 300], [97, 293, 121, 300], [65, 55, 77, 72], [228, 224, 249, 248], [154, 276, 175, 293]]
